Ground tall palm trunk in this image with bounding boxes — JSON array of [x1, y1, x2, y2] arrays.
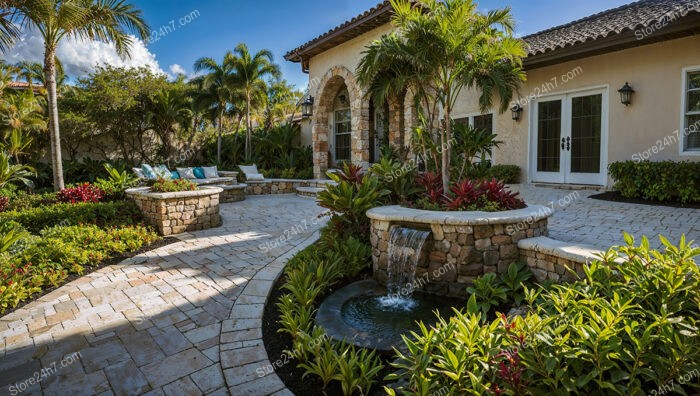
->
[[217, 106, 223, 164], [245, 93, 251, 163], [44, 47, 64, 191], [442, 104, 451, 194]]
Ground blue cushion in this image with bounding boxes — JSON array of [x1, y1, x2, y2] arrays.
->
[[171, 171, 180, 179], [156, 165, 172, 179], [193, 167, 206, 179], [141, 164, 157, 180]]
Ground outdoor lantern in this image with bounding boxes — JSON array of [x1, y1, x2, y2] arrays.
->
[[511, 103, 523, 121], [301, 96, 314, 118], [618, 82, 634, 106]]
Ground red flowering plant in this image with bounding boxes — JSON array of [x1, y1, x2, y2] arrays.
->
[[57, 183, 104, 204], [0, 196, 8, 212], [412, 176, 526, 212], [490, 313, 528, 395]]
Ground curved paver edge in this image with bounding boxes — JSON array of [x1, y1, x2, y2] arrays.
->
[[220, 230, 321, 396]]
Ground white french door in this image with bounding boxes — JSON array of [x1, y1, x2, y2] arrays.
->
[[531, 88, 608, 185]]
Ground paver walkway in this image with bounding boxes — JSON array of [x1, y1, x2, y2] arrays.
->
[[1, 188, 697, 396], [512, 185, 699, 250], [0, 195, 326, 396]]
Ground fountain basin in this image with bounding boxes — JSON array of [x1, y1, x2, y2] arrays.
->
[[316, 280, 456, 352]]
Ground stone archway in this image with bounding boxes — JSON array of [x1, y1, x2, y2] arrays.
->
[[312, 66, 369, 178]]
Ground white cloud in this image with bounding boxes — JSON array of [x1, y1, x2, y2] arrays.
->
[[1, 28, 166, 78], [169, 64, 186, 76]]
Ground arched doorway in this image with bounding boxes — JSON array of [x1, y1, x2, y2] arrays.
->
[[312, 66, 369, 178]]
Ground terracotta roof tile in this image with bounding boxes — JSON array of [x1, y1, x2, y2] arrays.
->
[[286, 0, 700, 64], [523, 0, 700, 56]]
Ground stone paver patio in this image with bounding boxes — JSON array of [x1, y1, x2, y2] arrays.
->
[[0, 195, 326, 396], [512, 185, 699, 250], [0, 188, 697, 396]]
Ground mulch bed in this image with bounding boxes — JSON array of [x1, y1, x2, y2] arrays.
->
[[2, 236, 179, 317], [262, 269, 396, 396], [589, 191, 700, 209]]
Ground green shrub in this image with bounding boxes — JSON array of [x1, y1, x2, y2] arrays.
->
[[4, 191, 58, 211], [387, 234, 700, 395], [151, 177, 197, 192], [0, 200, 142, 233], [608, 160, 699, 203], [0, 224, 158, 312], [487, 165, 521, 184]]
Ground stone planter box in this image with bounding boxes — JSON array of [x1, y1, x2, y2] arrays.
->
[[245, 179, 336, 195], [367, 205, 553, 297], [126, 187, 222, 236]]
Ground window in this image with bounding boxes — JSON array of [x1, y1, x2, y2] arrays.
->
[[684, 71, 700, 151], [453, 113, 495, 163], [334, 109, 351, 162], [473, 114, 493, 134], [453, 114, 493, 134]]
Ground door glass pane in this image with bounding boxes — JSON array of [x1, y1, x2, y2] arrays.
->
[[537, 100, 562, 172], [570, 94, 602, 173]]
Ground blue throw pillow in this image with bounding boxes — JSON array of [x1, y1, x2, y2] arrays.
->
[[156, 165, 172, 179], [141, 164, 157, 180], [193, 167, 206, 179], [171, 171, 180, 179]]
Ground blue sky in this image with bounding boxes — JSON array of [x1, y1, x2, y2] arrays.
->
[[4, 0, 634, 87], [132, 0, 632, 88]]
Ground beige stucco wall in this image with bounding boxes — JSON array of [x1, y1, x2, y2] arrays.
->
[[304, 22, 700, 186], [454, 34, 700, 185]]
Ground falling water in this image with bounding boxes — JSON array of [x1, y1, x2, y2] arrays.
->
[[378, 227, 431, 310]]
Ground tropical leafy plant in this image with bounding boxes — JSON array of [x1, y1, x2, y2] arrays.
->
[[0, 150, 34, 190], [498, 262, 534, 306], [334, 344, 384, 396], [318, 163, 390, 242], [466, 272, 508, 318], [357, 0, 525, 192]]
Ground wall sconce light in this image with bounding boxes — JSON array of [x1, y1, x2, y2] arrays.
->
[[618, 82, 634, 106], [511, 103, 523, 121], [301, 96, 314, 118]]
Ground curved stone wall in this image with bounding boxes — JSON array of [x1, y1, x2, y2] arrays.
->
[[367, 205, 553, 297]]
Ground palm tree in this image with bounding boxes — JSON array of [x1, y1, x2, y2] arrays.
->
[[0, 1, 21, 53], [229, 43, 280, 162], [147, 88, 191, 159], [193, 52, 238, 163], [357, 0, 525, 193], [9, 0, 149, 191]]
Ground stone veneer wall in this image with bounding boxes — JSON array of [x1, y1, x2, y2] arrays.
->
[[126, 187, 222, 236], [246, 180, 335, 195], [367, 206, 551, 298], [520, 249, 586, 283]]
